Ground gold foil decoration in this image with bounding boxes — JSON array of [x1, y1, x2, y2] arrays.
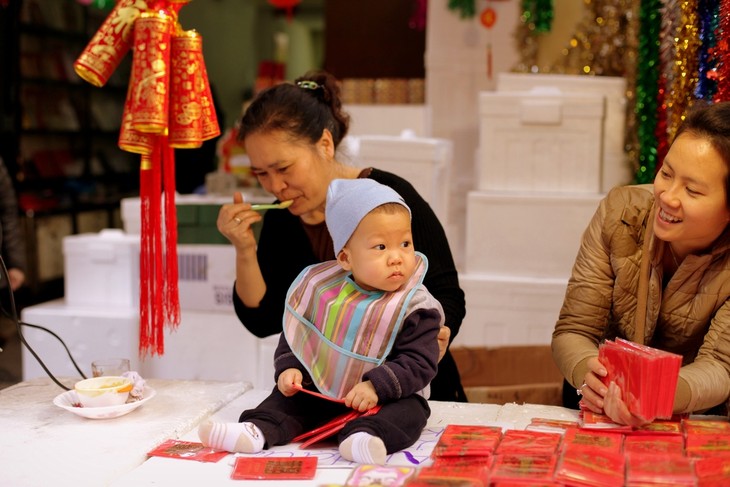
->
[[74, 0, 148, 87], [169, 30, 203, 148], [119, 82, 155, 155], [130, 10, 173, 134], [199, 61, 221, 141]]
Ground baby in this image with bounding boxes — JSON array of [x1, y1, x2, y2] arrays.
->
[[199, 178, 443, 464]]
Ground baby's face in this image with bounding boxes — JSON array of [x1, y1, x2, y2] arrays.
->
[[341, 207, 416, 292]]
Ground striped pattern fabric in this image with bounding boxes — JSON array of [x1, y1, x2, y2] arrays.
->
[[284, 252, 428, 400]]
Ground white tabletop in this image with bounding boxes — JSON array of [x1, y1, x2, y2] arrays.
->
[[112, 389, 581, 486], [0, 377, 251, 487]]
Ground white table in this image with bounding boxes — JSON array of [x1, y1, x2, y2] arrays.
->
[[112, 389, 581, 486], [0, 377, 251, 487]]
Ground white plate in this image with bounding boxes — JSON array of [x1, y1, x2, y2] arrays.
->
[[53, 387, 156, 420]]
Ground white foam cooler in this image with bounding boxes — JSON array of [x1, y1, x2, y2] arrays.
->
[[478, 88, 605, 194], [21, 300, 140, 381], [464, 191, 603, 278], [20, 300, 275, 387], [354, 133, 453, 225], [496, 73, 630, 193], [455, 274, 568, 347], [63, 229, 238, 313], [62, 229, 140, 309], [176, 244, 236, 312]]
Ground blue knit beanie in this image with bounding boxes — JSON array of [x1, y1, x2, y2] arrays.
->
[[326, 178, 411, 255]]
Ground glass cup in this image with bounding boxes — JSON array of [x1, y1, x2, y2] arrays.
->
[[91, 358, 131, 377]]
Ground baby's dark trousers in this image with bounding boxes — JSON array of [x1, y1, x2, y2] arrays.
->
[[239, 386, 430, 453]]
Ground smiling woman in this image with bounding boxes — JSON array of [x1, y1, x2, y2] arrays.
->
[[552, 101, 730, 425]]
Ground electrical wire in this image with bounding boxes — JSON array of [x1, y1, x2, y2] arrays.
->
[[0, 256, 87, 390]]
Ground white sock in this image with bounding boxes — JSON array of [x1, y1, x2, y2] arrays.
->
[[339, 431, 387, 465], [197, 421, 265, 453]]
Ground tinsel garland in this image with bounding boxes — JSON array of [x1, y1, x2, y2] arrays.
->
[[448, 0, 476, 18], [667, 0, 701, 141], [521, 0, 554, 33], [714, 0, 730, 101], [695, 0, 719, 100], [635, 0, 662, 184], [658, 0, 679, 148], [511, 0, 727, 184]]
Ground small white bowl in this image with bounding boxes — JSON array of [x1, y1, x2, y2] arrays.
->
[[74, 376, 133, 408]]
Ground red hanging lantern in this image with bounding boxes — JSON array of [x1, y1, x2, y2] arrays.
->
[[480, 7, 497, 29], [268, 0, 301, 21]]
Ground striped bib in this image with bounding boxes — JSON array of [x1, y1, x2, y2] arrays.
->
[[283, 252, 428, 400]]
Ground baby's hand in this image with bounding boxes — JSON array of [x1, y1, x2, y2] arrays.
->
[[345, 381, 378, 412], [277, 368, 303, 397]]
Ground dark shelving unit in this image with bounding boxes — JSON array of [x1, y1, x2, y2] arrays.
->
[[0, 0, 137, 302]]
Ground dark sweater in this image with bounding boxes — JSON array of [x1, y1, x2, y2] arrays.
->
[[233, 168, 467, 401], [274, 286, 442, 402]]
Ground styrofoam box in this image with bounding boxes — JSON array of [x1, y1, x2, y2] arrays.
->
[[63, 229, 140, 308], [121, 191, 274, 235], [478, 88, 604, 193], [177, 244, 236, 312], [64, 229, 239, 313], [454, 273, 569, 348], [20, 300, 275, 387], [140, 310, 274, 385], [345, 104, 430, 137], [496, 73, 630, 193], [21, 300, 141, 381], [465, 191, 604, 278], [353, 133, 453, 224]]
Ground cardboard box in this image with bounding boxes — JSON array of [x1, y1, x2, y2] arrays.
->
[[451, 345, 564, 406]]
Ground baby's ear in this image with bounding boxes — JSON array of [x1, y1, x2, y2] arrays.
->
[[336, 249, 352, 270]]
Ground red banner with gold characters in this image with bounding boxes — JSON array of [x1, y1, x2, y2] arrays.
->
[[74, 0, 219, 358]]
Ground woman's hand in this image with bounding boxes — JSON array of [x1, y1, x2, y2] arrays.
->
[[577, 356, 609, 414], [437, 326, 450, 362], [578, 357, 649, 427], [277, 368, 303, 397], [217, 192, 262, 253], [603, 382, 651, 427]]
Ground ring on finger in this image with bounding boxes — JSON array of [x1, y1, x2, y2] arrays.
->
[[233, 217, 242, 224], [576, 382, 587, 396]]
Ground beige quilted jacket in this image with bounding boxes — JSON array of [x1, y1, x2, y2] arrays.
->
[[552, 184, 730, 414]]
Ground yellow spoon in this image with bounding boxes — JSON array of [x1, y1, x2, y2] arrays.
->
[[250, 200, 294, 211]]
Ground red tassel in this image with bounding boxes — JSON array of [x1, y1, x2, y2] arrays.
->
[[139, 145, 165, 357], [162, 139, 180, 328]]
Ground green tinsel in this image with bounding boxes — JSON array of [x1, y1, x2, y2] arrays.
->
[[635, 0, 662, 184], [521, 0, 554, 33], [448, 0, 476, 19]]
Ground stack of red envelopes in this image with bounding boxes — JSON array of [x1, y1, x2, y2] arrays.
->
[[598, 338, 682, 422]]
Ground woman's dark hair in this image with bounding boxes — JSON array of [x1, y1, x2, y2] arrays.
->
[[673, 101, 730, 207], [237, 70, 350, 149]]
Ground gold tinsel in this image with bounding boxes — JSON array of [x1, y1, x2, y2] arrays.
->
[[513, 0, 640, 177], [667, 0, 701, 141]]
